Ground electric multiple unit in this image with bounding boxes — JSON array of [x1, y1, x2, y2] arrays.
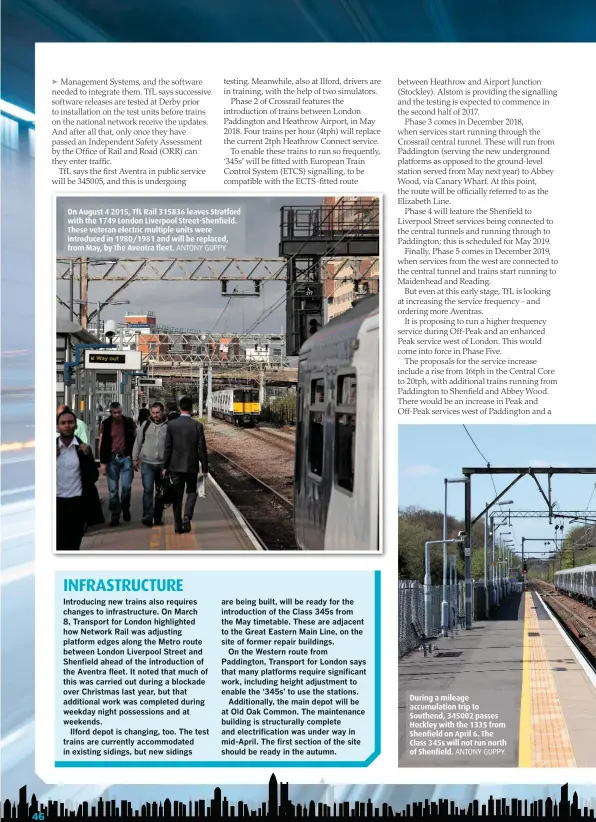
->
[[211, 387, 260, 427], [554, 563, 596, 606], [293, 294, 379, 552]]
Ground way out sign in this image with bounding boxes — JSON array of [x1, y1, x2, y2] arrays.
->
[[84, 350, 142, 370]]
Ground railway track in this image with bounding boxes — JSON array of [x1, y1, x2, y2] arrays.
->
[[209, 449, 297, 551], [530, 580, 596, 668], [245, 426, 296, 454]]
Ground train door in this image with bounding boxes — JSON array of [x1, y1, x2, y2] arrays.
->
[[251, 388, 260, 423], [323, 317, 378, 551], [302, 372, 329, 551], [232, 389, 242, 424]]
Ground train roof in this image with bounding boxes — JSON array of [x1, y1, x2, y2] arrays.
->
[[555, 564, 596, 574], [298, 293, 379, 358]]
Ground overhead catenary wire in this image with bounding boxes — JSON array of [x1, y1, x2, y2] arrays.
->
[[462, 424, 490, 465], [208, 297, 233, 335]]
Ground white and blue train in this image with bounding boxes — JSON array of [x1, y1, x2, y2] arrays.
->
[[293, 294, 379, 552], [554, 564, 596, 607]]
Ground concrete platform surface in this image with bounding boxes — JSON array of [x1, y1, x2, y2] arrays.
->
[[398, 589, 596, 769], [78, 474, 261, 552]]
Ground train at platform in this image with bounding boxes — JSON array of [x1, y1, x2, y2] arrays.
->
[[211, 387, 260, 427], [293, 294, 379, 553], [554, 563, 596, 607]]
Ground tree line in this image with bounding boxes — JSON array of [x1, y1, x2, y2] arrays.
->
[[398, 506, 520, 585]]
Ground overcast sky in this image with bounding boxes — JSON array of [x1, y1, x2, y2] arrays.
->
[[56, 196, 324, 333]]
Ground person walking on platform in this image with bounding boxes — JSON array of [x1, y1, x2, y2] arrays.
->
[[166, 400, 180, 421], [56, 404, 89, 444], [163, 396, 208, 534], [99, 402, 136, 526], [56, 409, 103, 550], [133, 401, 168, 528], [137, 402, 150, 425]]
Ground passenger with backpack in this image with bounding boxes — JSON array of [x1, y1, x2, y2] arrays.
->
[[132, 401, 168, 527]]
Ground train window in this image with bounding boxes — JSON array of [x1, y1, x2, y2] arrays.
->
[[308, 412, 324, 476], [335, 374, 357, 493], [308, 377, 325, 478], [338, 374, 357, 406], [311, 378, 325, 404]]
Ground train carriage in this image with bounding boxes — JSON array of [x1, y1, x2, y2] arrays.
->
[[211, 387, 260, 426], [554, 563, 596, 606], [293, 294, 379, 552]]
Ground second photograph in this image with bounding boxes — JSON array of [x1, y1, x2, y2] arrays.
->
[[398, 424, 596, 769]]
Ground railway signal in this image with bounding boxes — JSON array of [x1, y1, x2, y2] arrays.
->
[[307, 316, 322, 338]]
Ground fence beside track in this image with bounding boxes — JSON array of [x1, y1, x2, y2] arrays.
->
[[398, 578, 520, 658]]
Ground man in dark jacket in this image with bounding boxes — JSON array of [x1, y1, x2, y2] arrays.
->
[[166, 400, 180, 421], [133, 401, 168, 527], [99, 402, 136, 526], [137, 403, 150, 424], [56, 409, 104, 550], [163, 396, 208, 534]]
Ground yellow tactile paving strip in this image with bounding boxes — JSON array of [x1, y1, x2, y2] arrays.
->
[[519, 592, 577, 767]]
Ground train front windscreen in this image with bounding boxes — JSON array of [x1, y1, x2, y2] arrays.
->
[[233, 389, 259, 421]]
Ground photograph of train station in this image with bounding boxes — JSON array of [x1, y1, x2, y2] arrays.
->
[[397, 424, 596, 768], [55, 195, 380, 553]]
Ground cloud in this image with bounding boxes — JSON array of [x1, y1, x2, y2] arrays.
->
[[401, 464, 440, 478]]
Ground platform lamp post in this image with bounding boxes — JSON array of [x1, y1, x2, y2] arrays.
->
[[484, 502, 514, 617], [442, 477, 468, 636], [490, 519, 511, 607], [501, 537, 514, 594], [69, 298, 130, 423], [426, 537, 465, 640], [71, 298, 130, 339], [68, 257, 120, 330]]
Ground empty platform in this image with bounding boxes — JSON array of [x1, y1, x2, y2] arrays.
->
[[398, 589, 596, 768], [75, 474, 262, 552]]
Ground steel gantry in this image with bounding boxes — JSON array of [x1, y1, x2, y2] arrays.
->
[[519, 537, 593, 577], [491, 510, 596, 521], [459, 466, 596, 630], [56, 256, 377, 328]]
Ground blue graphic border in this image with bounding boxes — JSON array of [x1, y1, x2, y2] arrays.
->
[[55, 570, 381, 768]]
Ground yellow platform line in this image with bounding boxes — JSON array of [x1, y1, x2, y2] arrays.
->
[[164, 513, 202, 551], [518, 591, 576, 767], [149, 525, 163, 551], [519, 594, 532, 767]]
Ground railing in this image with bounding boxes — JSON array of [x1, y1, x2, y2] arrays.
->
[[398, 578, 521, 658], [398, 581, 461, 658]]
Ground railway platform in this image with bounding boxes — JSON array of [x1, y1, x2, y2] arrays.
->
[[78, 474, 262, 552], [398, 588, 596, 768]]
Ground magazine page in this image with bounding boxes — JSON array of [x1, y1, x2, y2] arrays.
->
[[1, 32, 594, 816], [36, 42, 388, 787]]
